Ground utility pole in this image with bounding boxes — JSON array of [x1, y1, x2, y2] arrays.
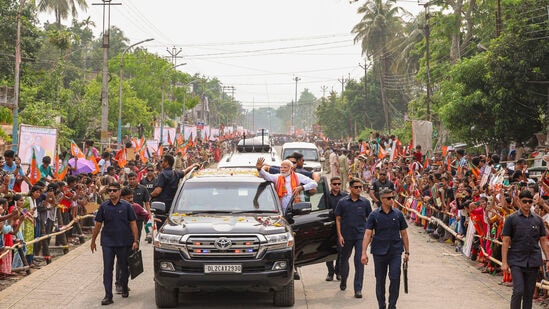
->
[[93, 0, 121, 149], [12, 0, 26, 152], [424, 2, 432, 122], [337, 75, 349, 97], [359, 61, 373, 128], [321, 85, 328, 98], [166, 46, 183, 66], [293, 76, 300, 135]]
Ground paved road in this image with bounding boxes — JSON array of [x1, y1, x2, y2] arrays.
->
[[0, 221, 540, 309]]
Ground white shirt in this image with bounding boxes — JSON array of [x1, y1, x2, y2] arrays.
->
[[258, 169, 317, 213]]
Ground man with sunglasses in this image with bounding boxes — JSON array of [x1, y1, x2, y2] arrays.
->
[[370, 169, 395, 208], [323, 176, 348, 282], [334, 178, 372, 298], [91, 182, 139, 305], [362, 188, 409, 309], [501, 189, 549, 309]]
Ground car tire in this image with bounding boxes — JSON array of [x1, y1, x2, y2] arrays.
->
[[155, 281, 178, 308], [273, 279, 295, 307]]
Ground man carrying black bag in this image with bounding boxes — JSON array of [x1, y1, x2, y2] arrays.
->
[[91, 182, 139, 306]]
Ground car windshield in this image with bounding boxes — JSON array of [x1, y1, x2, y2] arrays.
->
[[173, 181, 279, 213], [282, 149, 318, 161]]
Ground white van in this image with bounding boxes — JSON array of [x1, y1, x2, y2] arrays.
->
[[281, 142, 323, 172]]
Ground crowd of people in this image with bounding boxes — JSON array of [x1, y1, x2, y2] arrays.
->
[[3, 129, 549, 307], [0, 137, 223, 288], [319, 132, 549, 308]]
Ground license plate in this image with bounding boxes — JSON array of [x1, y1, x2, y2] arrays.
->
[[204, 264, 242, 274]]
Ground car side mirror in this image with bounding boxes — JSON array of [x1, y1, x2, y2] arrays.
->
[[151, 201, 166, 214], [290, 202, 312, 216]]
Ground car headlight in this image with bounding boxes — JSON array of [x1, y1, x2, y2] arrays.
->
[[264, 232, 294, 250], [155, 233, 184, 250], [313, 167, 321, 172]]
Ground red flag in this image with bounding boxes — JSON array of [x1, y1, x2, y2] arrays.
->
[[167, 131, 173, 146], [29, 148, 42, 185]]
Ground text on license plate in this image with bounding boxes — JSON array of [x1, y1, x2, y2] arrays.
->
[[204, 264, 242, 274]]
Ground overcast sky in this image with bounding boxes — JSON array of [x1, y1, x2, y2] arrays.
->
[[40, 0, 421, 111]]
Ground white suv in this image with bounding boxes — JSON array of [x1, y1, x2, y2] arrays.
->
[[281, 142, 323, 172]]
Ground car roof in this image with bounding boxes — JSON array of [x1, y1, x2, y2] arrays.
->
[[281, 142, 318, 149], [218, 152, 281, 169], [188, 168, 266, 183]]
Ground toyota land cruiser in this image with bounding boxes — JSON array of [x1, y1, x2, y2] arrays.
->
[[152, 168, 336, 307]]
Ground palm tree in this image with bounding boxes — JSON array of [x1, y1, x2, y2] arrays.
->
[[37, 0, 88, 28], [352, 0, 407, 132]]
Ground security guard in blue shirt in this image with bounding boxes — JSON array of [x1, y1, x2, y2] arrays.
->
[[362, 188, 410, 309], [335, 178, 372, 298]]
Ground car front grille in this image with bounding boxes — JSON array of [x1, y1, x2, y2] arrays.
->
[[186, 235, 260, 259]]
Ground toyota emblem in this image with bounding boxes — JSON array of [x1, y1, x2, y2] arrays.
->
[[214, 237, 232, 250]]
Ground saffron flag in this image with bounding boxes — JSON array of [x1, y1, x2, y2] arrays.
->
[[469, 161, 480, 178], [116, 147, 127, 168], [441, 146, 448, 158], [378, 146, 387, 160], [57, 152, 70, 181], [29, 148, 42, 185], [70, 140, 86, 159], [87, 148, 100, 174], [167, 131, 173, 146]]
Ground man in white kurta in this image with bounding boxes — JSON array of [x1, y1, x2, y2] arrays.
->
[[256, 158, 317, 213]]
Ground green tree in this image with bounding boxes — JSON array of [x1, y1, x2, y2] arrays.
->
[[36, 0, 87, 29], [352, 0, 408, 132]]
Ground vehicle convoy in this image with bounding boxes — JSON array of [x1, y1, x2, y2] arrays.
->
[[152, 168, 336, 308], [218, 135, 281, 169], [281, 142, 323, 172]]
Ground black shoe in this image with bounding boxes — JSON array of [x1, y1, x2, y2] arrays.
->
[[354, 291, 362, 298], [122, 289, 129, 298], [340, 282, 346, 291], [325, 274, 334, 281], [115, 284, 123, 294], [294, 272, 300, 280], [101, 297, 113, 305], [336, 274, 341, 281]]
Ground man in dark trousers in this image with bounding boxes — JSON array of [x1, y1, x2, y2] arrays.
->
[[91, 182, 139, 306], [335, 178, 372, 298], [323, 176, 348, 282], [501, 189, 549, 309], [362, 188, 410, 309]]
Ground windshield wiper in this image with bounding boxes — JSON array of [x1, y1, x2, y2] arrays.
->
[[230, 210, 279, 214]]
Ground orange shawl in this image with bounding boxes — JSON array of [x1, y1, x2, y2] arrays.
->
[[275, 171, 300, 201]]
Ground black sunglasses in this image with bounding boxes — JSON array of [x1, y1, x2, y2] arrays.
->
[[352, 186, 363, 189], [382, 196, 395, 200], [521, 199, 534, 204], [331, 183, 342, 186], [107, 188, 119, 193]]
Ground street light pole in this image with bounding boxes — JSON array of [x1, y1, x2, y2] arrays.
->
[[293, 76, 300, 135], [161, 63, 186, 145], [118, 38, 153, 148]]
